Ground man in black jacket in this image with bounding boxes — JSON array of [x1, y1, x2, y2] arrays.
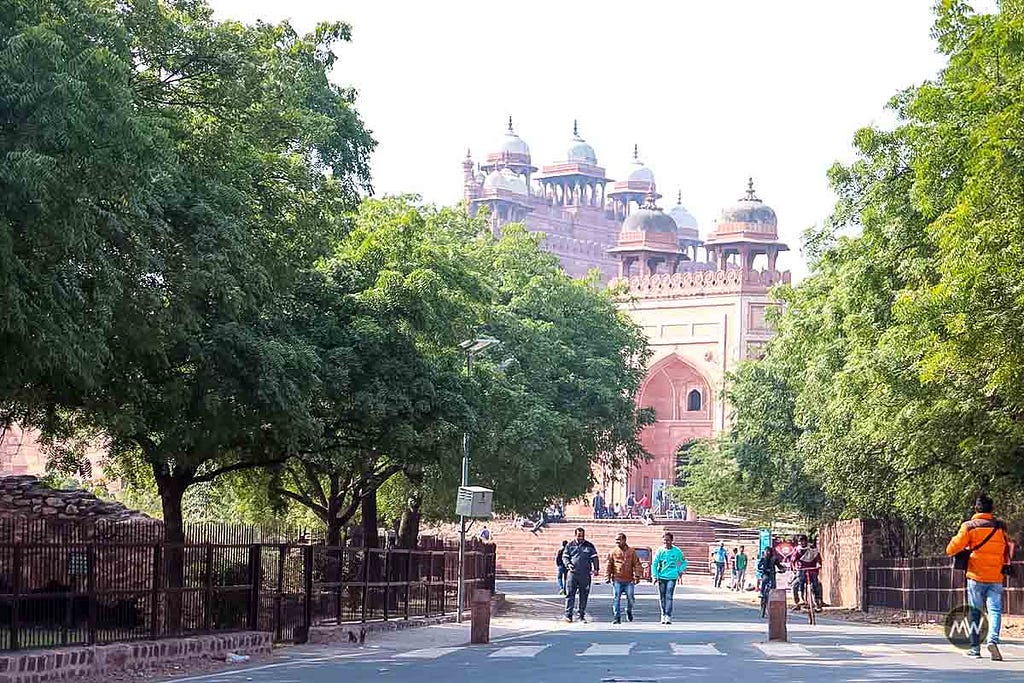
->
[[556, 540, 568, 595], [562, 527, 599, 622]]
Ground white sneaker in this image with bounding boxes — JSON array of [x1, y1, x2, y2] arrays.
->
[[665, 616, 672, 625], [659, 614, 667, 624]]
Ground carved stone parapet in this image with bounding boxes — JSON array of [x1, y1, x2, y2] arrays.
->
[[610, 269, 791, 299]]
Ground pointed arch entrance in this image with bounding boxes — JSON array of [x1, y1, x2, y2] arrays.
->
[[627, 354, 715, 509]]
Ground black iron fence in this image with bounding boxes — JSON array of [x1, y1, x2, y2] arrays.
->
[[0, 537, 495, 651], [865, 557, 1024, 615]]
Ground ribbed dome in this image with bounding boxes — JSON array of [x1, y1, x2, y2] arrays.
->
[[622, 195, 677, 233], [496, 117, 530, 157], [669, 190, 698, 233], [567, 121, 597, 164], [718, 178, 777, 234], [483, 168, 528, 195], [625, 145, 654, 184]]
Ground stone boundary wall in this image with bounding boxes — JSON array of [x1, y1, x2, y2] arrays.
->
[[0, 476, 155, 527], [819, 519, 884, 609], [0, 632, 271, 682]]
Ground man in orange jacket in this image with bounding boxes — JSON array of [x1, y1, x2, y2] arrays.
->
[[946, 494, 1011, 660], [605, 532, 643, 624]]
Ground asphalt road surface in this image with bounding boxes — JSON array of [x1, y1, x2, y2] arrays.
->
[[166, 579, 1024, 682]]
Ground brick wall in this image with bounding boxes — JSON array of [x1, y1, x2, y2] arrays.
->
[[0, 632, 271, 682], [819, 519, 884, 608]]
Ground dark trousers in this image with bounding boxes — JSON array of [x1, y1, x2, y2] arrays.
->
[[565, 574, 592, 618]]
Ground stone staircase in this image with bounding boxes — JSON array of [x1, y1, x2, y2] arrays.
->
[[492, 518, 759, 580]]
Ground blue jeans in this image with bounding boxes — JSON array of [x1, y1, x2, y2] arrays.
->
[[713, 562, 726, 587], [557, 567, 567, 592], [967, 579, 1004, 649], [612, 581, 635, 619], [657, 578, 677, 616]]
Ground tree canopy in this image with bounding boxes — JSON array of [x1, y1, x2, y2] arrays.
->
[[676, 1, 1024, 550]]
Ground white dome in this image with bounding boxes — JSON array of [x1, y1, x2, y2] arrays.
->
[[625, 145, 654, 184], [628, 164, 654, 183], [567, 121, 597, 164], [483, 168, 527, 195], [669, 192, 698, 231], [496, 118, 530, 157], [568, 139, 597, 164]]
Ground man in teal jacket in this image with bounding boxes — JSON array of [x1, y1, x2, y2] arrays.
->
[[652, 532, 687, 624]]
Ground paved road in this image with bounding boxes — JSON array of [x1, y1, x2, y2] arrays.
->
[[167, 580, 1024, 682]]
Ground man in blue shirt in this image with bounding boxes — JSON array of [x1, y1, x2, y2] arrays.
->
[[652, 532, 687, 624], [712, 542, 728, 588]]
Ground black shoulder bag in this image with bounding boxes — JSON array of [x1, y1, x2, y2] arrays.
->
[[952, 523, 999, 571]]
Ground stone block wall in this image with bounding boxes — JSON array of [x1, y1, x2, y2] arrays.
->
[[0, 476, 152, 529], [819, 518, 884, 608], [0, 631, 271, 682]]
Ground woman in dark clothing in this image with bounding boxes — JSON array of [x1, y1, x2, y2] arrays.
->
[[757, 547, 787, 618]]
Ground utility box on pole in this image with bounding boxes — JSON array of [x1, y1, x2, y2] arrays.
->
[[456, 486, 494, 518]]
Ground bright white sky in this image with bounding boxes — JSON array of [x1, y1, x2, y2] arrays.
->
[[207, 0, 969, 279]]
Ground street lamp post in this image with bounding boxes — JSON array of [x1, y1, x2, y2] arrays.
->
[[456, 337, 499, 623]]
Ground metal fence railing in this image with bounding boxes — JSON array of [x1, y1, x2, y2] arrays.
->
[[0, 537, 495, 651], [865, 557, 1024, 615]]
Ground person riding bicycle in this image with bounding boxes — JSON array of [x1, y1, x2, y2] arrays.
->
[[756, 546, 786, 618], [792, 538, 823, 612]]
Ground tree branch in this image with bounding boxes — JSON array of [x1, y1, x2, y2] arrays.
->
[[192, 457, 285, 485]]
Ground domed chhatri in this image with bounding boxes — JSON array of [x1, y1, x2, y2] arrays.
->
[[626, 144, 655, 184], [717, 177, 777, 236], [668, 189, 698, 233], [498, 116, 530, 157], [621, 193, 677, 234], [567, 120, 597, 165]]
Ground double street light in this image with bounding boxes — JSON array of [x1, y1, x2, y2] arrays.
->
[[455, 336, 500, 623]]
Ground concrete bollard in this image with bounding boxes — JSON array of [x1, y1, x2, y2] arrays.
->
[[768, 588, 788, 641], [470, 589, 491, 644]]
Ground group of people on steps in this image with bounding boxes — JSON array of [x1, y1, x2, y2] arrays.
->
[[556, 527, 687, 624]]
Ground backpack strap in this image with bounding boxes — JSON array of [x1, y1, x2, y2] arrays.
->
[[972, 526, 1000, 552]]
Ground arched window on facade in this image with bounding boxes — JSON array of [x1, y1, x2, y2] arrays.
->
[[686, 389, 702, 412]]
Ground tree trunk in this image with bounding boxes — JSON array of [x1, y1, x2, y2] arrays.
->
[[158, 477, 188, 634], [327, 516, 343, 547], [361, 490, 379, 550], [398, 492, 421, 549]]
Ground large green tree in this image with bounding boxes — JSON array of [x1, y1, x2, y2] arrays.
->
[[0, 0, 169, 411], [696, 1, 1024, 551], [4, 0, 375, 550], [268, 197, 653, 544]]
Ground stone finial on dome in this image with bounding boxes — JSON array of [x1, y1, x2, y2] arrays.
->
[[744, 177, 759, 201], [496, 117, 530, 157], [567, 120, 597, 164], [633, 143, 639, 161]]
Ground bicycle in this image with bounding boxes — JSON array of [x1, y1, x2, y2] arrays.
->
[[799, 573, 821, 625]]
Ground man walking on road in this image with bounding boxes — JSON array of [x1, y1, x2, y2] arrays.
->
[[562, 527, 599, 622], [605, 532, 642, 624], [652, 532, 687, 624], [946, 494, 1011, 661], [712, 542, 728, 588], [733, 546, 748, 591]]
